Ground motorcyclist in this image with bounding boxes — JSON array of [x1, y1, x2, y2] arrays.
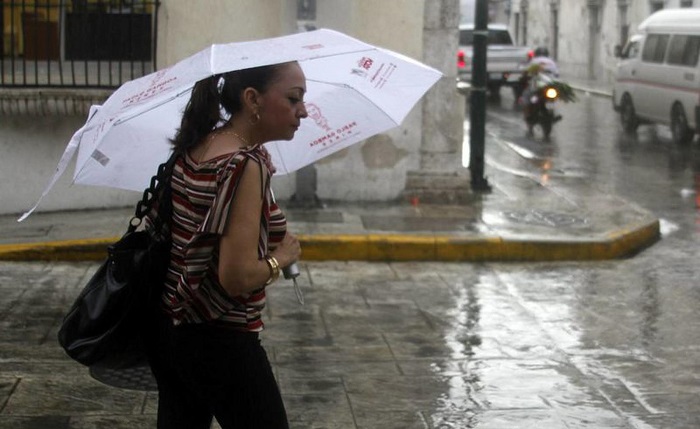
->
[[520, 47, 560, 135], [528, 46, 559, 77], [515, 47, 558, 103]]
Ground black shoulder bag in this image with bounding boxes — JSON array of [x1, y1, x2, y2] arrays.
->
[[58, 152, 177, 372]]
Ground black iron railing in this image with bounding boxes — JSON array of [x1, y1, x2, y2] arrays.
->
[[1, 0, 160, 89]]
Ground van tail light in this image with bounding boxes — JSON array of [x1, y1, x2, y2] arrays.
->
[[527, 49, 534, 60], [457, 50, 466, 68]]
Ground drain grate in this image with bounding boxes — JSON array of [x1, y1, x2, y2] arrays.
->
[[501, 210, 587, 227]]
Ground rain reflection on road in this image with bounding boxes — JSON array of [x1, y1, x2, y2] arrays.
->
[[440, 90, 700, 428]]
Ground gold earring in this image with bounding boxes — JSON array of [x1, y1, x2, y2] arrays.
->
[[249, 111, 261, 125]]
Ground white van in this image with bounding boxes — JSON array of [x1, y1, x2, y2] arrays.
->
[[613, 8, 700, 144]]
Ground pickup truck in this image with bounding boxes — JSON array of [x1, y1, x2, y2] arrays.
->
[[457, 23, 533, 96]]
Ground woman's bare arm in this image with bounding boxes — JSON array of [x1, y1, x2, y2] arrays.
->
[[217, 160, 300, 296]]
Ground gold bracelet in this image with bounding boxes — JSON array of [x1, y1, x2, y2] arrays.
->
[[264, 255, 280, 285]]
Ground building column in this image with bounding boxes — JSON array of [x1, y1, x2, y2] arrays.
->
[[419, 0, 464, 172], [403, 0, 470, 204], [616, 0, 631, 48], [550, 0, 560, 60], [587, 0, 604, 80], [520, 0, 529, 46]]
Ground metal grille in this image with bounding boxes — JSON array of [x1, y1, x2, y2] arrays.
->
[[1, 0, 160, 89], [501, 210, 587, 227]]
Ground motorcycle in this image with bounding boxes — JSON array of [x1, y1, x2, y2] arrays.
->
[[521, 73, 564, 140]]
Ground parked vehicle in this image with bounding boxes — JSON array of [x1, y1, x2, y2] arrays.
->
[[613, 8, 700, 144], [457, 23, 532, 96]]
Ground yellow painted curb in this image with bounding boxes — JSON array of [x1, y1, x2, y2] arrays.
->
[[297, 218, 660, 262], [297, 234, 370, 261], [0, 219, 660, 262], [0, 237, 118, 262]]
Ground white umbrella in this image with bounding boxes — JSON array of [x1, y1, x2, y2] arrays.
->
[[20, 29, 441, 220]]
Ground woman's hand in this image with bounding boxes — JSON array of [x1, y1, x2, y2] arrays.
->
[[271, 232, 301, 269]]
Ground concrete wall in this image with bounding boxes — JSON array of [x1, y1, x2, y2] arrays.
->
[[156, 0, 296, 68], [311, 0, 429, 201], [1, 115, 141, 215]]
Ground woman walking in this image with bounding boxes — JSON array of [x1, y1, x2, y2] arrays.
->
[[147, 61, 307, 429]]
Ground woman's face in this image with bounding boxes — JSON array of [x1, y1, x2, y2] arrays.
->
[[257, 62, 308, 142]]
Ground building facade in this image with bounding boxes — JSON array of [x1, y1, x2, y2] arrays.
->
[[511, 0, 700, 83]]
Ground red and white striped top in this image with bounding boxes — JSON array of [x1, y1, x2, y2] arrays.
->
[[159, 146, 286, 332]]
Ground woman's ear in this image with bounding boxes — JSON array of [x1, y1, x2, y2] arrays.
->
[[242, 87, 261, 112]]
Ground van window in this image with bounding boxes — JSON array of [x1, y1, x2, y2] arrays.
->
[[622, 40, 640, 59], [642, 34, 670, 63], [667, 35, 700, 67]]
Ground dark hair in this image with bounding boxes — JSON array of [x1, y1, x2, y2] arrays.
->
[[171, 63, 289, 153]]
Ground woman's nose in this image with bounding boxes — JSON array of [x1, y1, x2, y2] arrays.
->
[[299, 103, 308, 118]]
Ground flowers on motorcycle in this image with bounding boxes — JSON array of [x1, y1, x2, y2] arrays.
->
[[545, 80, 577, 103]]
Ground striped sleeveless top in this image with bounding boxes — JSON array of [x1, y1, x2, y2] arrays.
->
[[158, 146, 286, 331]]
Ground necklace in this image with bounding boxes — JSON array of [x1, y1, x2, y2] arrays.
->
[[214, 129, 251, 147], [198, 128, 252, 163]]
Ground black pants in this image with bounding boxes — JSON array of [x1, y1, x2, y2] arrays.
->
[[147, 315, 289, 429]]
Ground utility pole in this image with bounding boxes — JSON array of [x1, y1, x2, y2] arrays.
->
[[468, 0, 492, 192]]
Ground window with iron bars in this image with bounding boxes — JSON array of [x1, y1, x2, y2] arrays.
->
[[1, 0, 160, 89]]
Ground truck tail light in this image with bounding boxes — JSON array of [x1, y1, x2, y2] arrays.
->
[[457, 50, 466, 68]]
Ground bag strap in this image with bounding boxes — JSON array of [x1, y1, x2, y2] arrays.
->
[[127, 150, 179, 234]]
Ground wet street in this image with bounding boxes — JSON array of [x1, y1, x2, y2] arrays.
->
[[1, 92, 699, 428], [474, 91, 700, 427]]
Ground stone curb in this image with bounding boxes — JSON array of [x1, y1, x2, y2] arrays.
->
[[0, 219, 660, 262]]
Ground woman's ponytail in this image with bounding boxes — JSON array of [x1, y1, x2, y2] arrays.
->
[[171, 75, 222, 154], [171, 63, 290, 154]]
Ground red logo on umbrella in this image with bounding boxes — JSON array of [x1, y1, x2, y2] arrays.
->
[[306, 103, 331, 132], [358, 57, 374, 70]]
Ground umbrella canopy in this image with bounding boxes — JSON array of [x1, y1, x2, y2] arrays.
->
[[21, 29, 441, 220]]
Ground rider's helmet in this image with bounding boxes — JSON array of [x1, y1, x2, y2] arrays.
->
[[534, 46, 550, 57]]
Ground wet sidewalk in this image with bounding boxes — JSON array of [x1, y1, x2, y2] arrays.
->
[[3, 253, 697, 428]]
